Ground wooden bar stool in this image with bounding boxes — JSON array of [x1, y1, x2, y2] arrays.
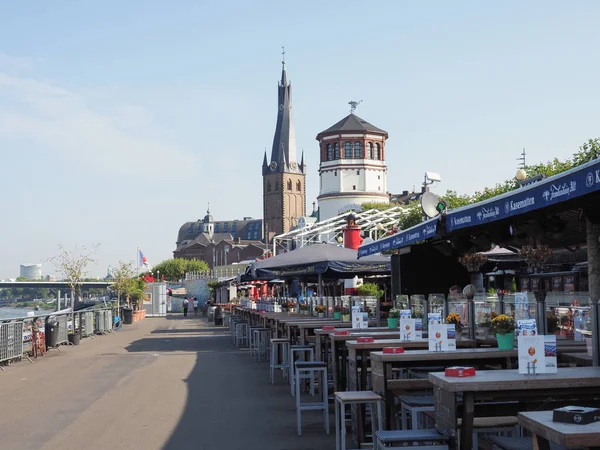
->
[[374, 430, 450, 449], [334, 391, 383, 450], [270, 338, 290, 384], [295, 361, 329, 436]]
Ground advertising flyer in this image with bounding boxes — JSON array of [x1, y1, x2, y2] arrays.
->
[[429, 324, 447, 351], [446, 324, 457, 350], [518, 335, 556, 374], [543, 334, 558, 373], [428, 312, 442, 326], [351, 306, 368, 329], [400, 318, 417, 341], [415, 318, 423, 339], [514, 293, 530, 321], [400, 310, 412, 319], [517, 319, 538, 336]]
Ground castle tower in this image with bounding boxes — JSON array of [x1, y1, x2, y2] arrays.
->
[[316, 108, 389, 221], [262, 52, 306, 241]]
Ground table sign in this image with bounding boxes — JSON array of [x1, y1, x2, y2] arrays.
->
[[517, 319, 537, 336], [429, 324, 447, 351], [251, 302, 257, 310], [400, 310, 411, 319], [446, 324, 457, 350], [351, 305, 368, 329], [544, 335, 558, 373], [514, 292, 530, 321], [518, 335, 557, 374], [428, 312, 442, 326], [274, 304, 282, 313], [357, 337, 374, 343], [322, 326, 335, 331], [400, 318, 417, 341]]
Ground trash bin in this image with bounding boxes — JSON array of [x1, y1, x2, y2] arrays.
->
[[45, 319, 59, 349], [208, 306, 216, 322], [122, 307, 133, 325], [214, 306, 223, 326]]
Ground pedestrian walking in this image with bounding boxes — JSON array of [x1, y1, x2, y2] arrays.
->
[[193, 297, 199, 316], [183, 298, 189, 317]]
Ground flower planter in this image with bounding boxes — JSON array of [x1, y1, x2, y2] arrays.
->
[[387, 317, 398, 328], [342, 314, 350, 322], [333, 311, 341, 319], [68, 333, 80, 346], [496, 333, 514, 350]]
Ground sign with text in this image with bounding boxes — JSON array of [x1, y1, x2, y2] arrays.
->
[[429, 324, 448, 351], [518, 335, 557, 374], [400, 319, 417, 341], [517, 319, 537, 336], [351, 306, 368, 329]]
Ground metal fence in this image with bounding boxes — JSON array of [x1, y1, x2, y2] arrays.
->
[[0, 322, 24, 364], [55, 315, 68, 345], [80, 311, 95, 337], [95, 309, 112, 334]]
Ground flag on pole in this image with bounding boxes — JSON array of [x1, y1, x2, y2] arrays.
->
[[138, 249, 149, 268]]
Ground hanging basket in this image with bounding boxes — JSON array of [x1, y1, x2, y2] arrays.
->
[[458, 252, 488, 273]]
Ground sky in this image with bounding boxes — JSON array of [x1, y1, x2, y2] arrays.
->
[[1, 1, 599, 279]]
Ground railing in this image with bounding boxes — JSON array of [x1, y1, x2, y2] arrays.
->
[[0, 322, 24, 365]]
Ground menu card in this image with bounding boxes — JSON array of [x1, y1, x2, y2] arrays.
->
[[517, 334, 557, 374], [351, 306, 369, 329]]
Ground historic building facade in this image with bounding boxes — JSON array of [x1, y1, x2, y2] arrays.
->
[[316, 113, 389, 221], [174, 208, 265, 268], [262, 57, 306, 241]]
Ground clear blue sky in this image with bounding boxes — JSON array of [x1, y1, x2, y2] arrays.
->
[[1, 1, 599, 279]]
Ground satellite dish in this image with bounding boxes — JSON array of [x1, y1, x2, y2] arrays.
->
[[421, 191, 447, 218]]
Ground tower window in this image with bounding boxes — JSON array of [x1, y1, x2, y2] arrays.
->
[[356, 170, 360, 175], [354, 142, 362, 158], [353, 185, 356, 190], [296, 180, 301, 191], [267, 181, 272, 192], [378, 175, 380, 180], [327, 144, 333, 161], [344, 141, 352, 158], [375, 143, 381, 160], [368, 142, 374, 159], [334, 171, 337, 176], [287, 179, 292, 190], [334, 143, 340, 160], [275, 181, 279, 191]]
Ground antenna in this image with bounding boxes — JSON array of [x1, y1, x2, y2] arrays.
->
[[348, 100, 363, 114], [421, 192, 447, 218], [281, 46, 285, 65], [517, 148, 526, 169]]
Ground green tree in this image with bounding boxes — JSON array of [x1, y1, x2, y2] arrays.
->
[[111, 261, 137, 307], [356, 282, 384, 299], [150, 258, 209, 282], [359, 201, 395, 211]]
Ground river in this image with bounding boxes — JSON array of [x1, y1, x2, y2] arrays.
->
[[0, 307, 36, 319]]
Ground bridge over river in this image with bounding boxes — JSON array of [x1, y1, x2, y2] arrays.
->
[[0, 314, 334, 450]]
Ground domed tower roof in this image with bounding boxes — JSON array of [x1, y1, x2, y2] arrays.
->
[[203, 204, 213, 224], [316, 113, 388, 140]]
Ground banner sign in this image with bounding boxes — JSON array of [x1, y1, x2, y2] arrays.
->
[[446, 158, 600, 232], [358, 218, 439, 258]]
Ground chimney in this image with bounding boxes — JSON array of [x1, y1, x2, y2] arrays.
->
[[402, 190, 409, 196], [233, 237, 240, 244]]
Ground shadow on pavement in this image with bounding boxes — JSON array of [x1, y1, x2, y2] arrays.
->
[[124, 316, 334, 450]]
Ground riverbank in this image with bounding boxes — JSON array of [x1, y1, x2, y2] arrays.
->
[[0, 307, 36, 319]]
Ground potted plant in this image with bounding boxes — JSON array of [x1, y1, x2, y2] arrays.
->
[[387, 308, 400, 328], [315, 304, 326, 318], [491, 314, 516, 350], [479, 311, 497, 338], [333, 305, 342, 320], [446, 313, 464, 339], [341, 307, 350, 322], [287, 301, 296, 313], [299, 302, 309, 315]]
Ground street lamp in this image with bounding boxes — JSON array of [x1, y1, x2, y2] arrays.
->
[[515, 168, 527, 181]]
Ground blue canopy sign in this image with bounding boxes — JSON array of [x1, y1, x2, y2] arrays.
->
[[358, 217, 439, 258], [446, 158, 600, 232]]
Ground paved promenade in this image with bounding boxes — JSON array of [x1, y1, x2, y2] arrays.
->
[[0, 315, 335, 450]]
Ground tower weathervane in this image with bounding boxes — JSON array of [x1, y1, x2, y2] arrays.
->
[[348, 100, 363, 114], [281, 46, 285, 66]]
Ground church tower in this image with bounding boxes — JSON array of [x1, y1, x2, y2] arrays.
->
[[262, 52, 306, 241]]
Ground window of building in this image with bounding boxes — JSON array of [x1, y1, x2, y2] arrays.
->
[[378, 175, 381, 180], [375, 143, 381, 160], [267, 181, 272, 192], [344, 141, 352, 158], [253, 231, 258, 239], [334, 143, 340, 159], [327, 144, 333, 161], [287, 179, 292, 190], [334, 171, 337, 176], [223, 223, 228, 232], [368, 142, 373, 159], [354, 142, 362, 158], [275, 181, 279, 191], [356, 170, 360, 175], [231, 223, 236, 237], [214, 224, 220, 233], [353, 185, 356, 190], [296, 180, 301, 191]]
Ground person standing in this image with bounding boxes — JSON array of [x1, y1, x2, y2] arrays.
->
[[193, 297, 199, 316], [183, 298, 189, 317]]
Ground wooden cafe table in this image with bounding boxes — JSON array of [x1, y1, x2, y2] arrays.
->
[[371, 348, 518, 429], [346, 338, 476, 392], [284, 320, 351, 345], [518, 410, 600, 449], [561, 352, 593, 367], [314, 326, 391, 363], [429, 367, 600, 450]]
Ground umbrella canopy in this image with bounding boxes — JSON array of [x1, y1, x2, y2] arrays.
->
[[245, 243, 391, 280]]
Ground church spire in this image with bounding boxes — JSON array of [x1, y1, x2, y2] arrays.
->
[[264, 48, 301, 176]]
